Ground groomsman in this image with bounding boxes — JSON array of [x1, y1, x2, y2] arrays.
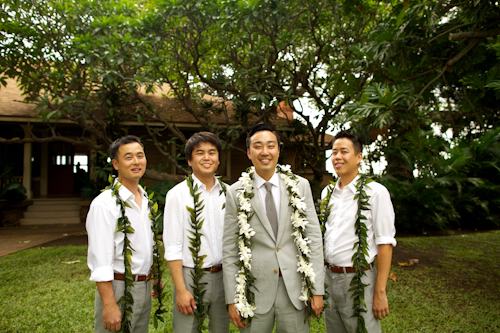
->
[[87, 135, 154, 333], [163, 132, 229, 333], [223, 123, 324, 333], [321, 131, 396, 333]]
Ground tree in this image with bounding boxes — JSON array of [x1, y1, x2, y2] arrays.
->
[[348, 0, 500, 177], [0, 0, 187, 182], [1, 0, 499, 196], [143, 0, 394, 183]]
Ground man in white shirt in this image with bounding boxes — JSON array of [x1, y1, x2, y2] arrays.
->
[[321, 131, 397, 333], [163, 132, 229, 333], [87, 135, 154, 333]]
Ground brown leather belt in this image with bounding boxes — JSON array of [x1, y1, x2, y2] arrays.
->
[[326, 262, 374, 273], [203, 264, 223, 273], [114, 273, 151, 281]]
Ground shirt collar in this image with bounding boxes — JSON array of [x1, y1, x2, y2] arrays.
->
[[335, 174, 360, 194], [192, 174, 220, 192], [115, 179, 146, 201], [254, 170, 280, 189]]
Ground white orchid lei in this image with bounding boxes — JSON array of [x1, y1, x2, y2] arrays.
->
[[234, 164, 317, 323]]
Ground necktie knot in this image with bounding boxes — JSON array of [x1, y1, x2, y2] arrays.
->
[[264, 182, 273, 192]]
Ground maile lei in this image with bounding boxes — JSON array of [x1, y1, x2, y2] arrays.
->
[[105, 175, 167, 332], [234, 164, 316, 324], [319, 174, 374, 333], [185, 174, 227, 332]]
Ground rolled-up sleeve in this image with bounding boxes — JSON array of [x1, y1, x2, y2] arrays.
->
[[163, 187, 184, 261], [86, 203, 117, 282], [371, 186, 397, 247]]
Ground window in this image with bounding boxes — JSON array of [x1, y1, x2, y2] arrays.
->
[[74, 154, 89, 173]]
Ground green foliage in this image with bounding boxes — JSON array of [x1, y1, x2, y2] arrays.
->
[[148, 180, 175, 206], [379, 128, 500, 232], [0, 158, 27, 203], [0, 180, 27, 203]]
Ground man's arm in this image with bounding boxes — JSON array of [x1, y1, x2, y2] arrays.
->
[[163, 185, 196, 314], [168, 260, 196, 315], [96, 282, 122, 332], [371, 184, 396, 320], [222, 186, 246, 328], [373, 244, 393, 320], [301, 178, 325, 295]]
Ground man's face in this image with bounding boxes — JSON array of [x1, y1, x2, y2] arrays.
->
[[188, 142, 220, 179], [247, 130, 279, 179], [112, 142, 147, 182], [331, 138, 362, 179]]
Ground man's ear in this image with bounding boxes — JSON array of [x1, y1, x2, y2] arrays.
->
[[356, 152, 363, 165], [247, 149, 251, 159], [112, 158, 119, 171]]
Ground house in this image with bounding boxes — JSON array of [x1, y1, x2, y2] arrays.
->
[[1, 79, 322, 225]]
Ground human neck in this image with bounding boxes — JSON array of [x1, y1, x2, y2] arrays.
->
[[255, 169, 275, 182], [117, 177, 142, 207], [338, 171, 359, 190], [193, 172, 216, 192]]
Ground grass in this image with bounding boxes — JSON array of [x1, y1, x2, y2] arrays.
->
[[1, 231, 499, 332]]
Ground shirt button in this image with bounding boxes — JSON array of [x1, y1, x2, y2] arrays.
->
[[276, 247, 280, 252], [274, 269, 278, 274]]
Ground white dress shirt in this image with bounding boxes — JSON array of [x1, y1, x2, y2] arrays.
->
[[86, 182, 153, 282], [163, 175, 225, 268], [321, 175, 397, 267], [254, 171, 281, 223]]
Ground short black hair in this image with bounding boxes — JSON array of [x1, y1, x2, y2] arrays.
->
[[185, 132, 222, 162], [334, 131, 363, 154], [246, 123, 282, 150], [109, 135, 144, 160]]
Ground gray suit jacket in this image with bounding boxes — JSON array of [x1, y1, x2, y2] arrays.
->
[[223, 174, 324, 315]]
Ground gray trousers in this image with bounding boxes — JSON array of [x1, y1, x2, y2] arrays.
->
[[239, 276, 309, 333], [94, 280, 152, 333], [172, 267, 229, 333], [324, 266, 381, 333]]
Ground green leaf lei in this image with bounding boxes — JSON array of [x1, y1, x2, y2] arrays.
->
[[185, 174, 227, 332], [105, 175, 166, 332], [148, 191, 167, 328], [319, 174, 374, 333], [186, 174, 208, 332]]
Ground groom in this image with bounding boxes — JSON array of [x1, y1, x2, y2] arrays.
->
[[222, 123, 324, 333]]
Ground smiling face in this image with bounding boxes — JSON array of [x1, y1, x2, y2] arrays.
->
[[188, 141, 220, 180], [331, 137, 362, 183], [112, 142, 147, 185], [247, 130, 280, 181]]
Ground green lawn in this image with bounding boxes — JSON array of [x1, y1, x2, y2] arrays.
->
[[1, 231, 499, 332]]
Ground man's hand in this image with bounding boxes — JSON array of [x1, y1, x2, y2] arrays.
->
[[373, 290, 389, 320], [151, 279, 163, 299], [102, 303, 122, 332], [176, 288, 197, 315], [228, 303, 246, 328], [311, 295, 324, 317]]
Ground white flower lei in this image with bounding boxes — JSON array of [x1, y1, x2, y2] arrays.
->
[[234, 164, 316, 321]]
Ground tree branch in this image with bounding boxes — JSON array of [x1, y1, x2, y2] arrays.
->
[[449, 28, 500, 40]]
